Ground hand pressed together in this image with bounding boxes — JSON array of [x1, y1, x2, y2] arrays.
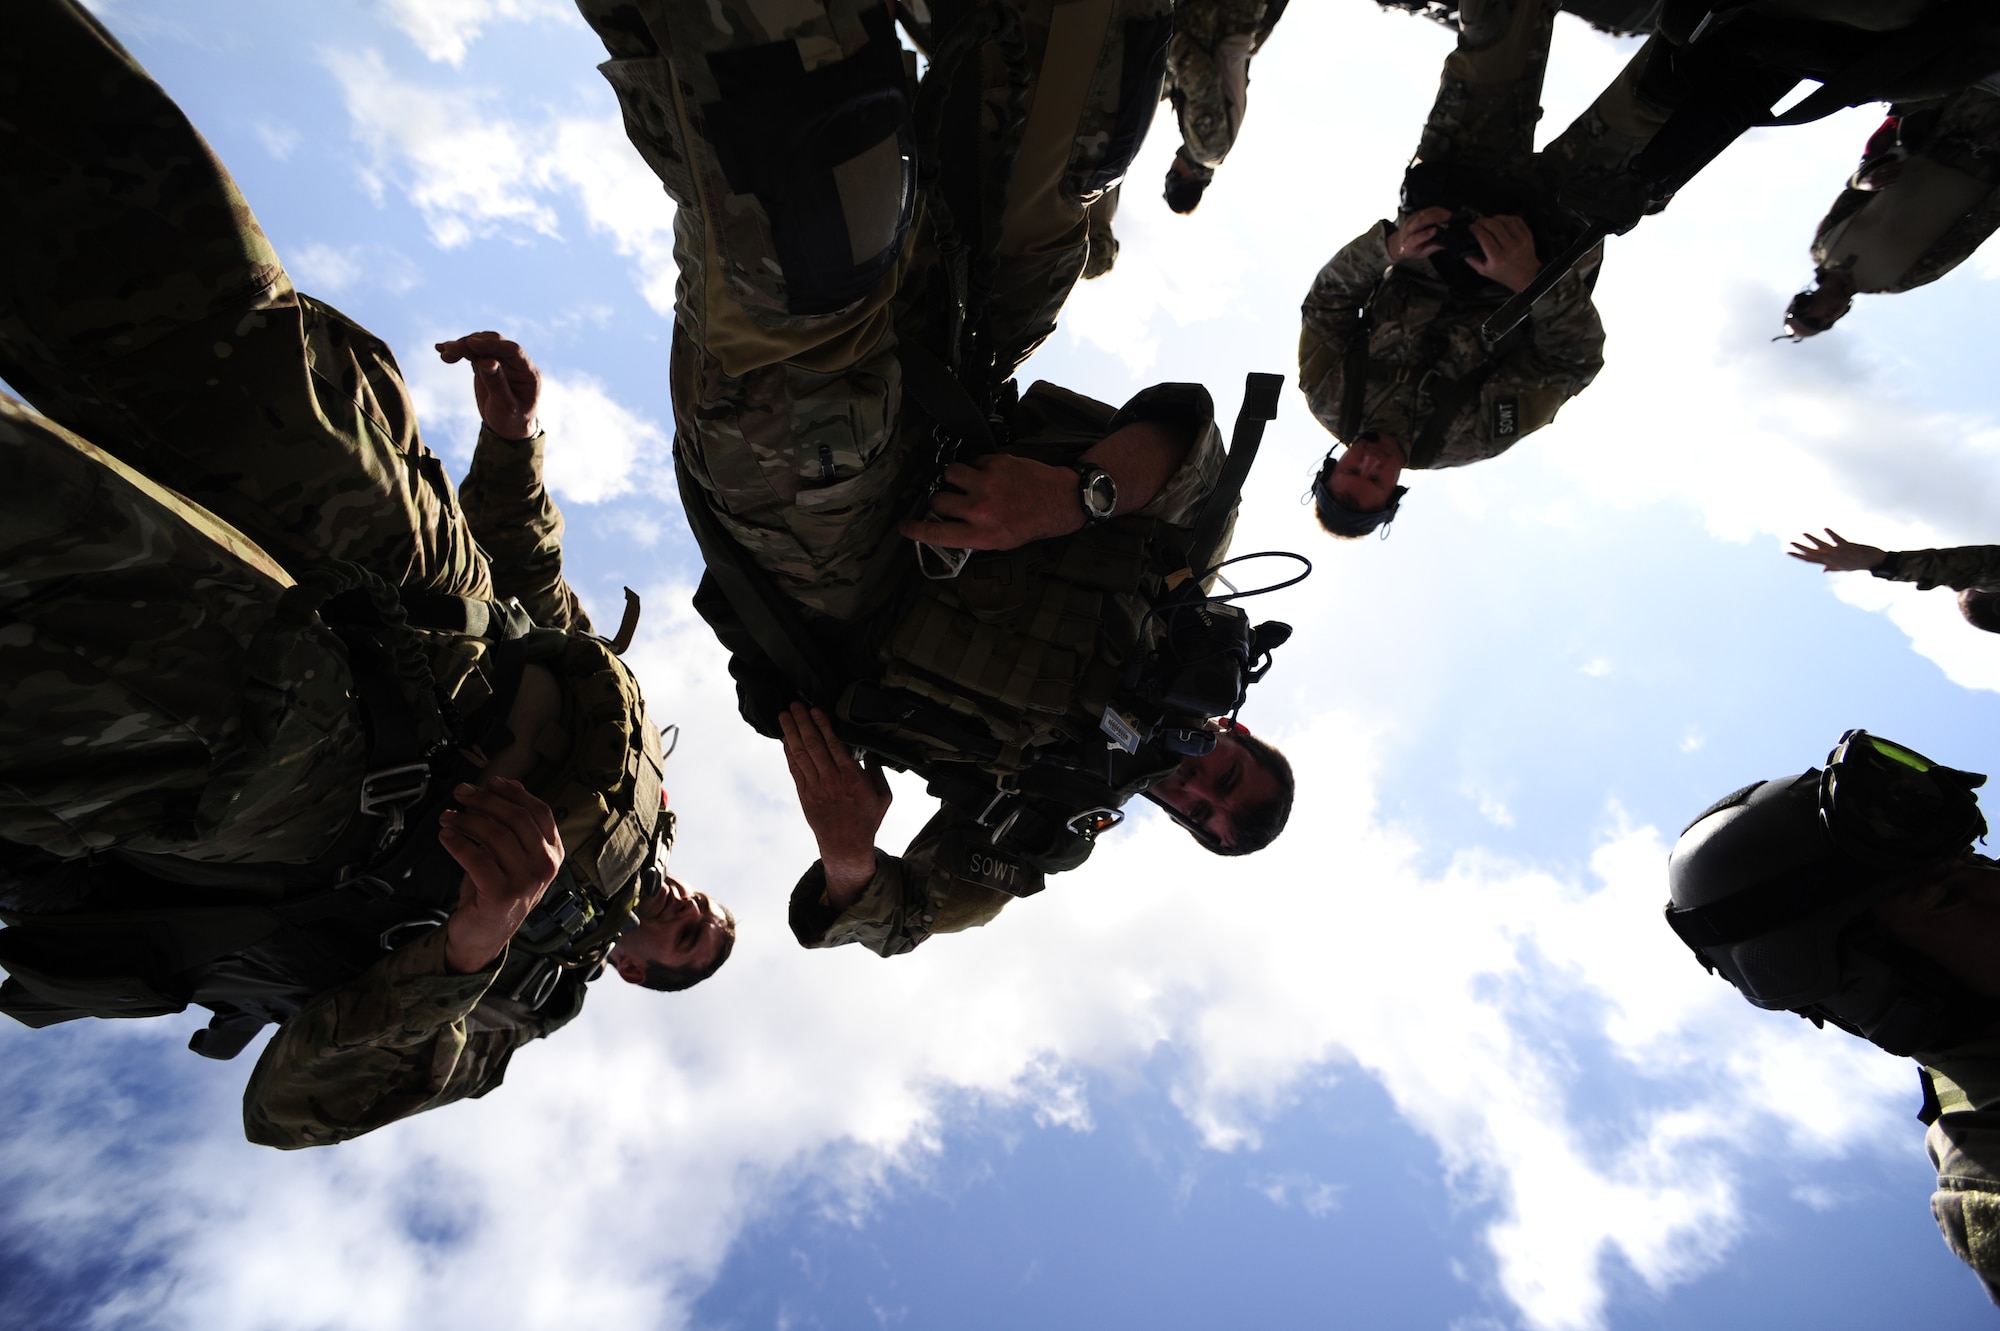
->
[[438, 777, 565, 974], [437, 332, 543, 442], [1788, 528, 1888, 573], [778, 702, 892, 909]]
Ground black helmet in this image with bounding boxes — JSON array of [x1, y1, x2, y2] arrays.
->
[[1665, 730, 1993, 1055]]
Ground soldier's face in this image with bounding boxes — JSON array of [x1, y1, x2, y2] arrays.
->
[[1151, 733, 1279, 850], [609, 875, 729, 983], [1325, 435, 1406, 513], [1873, 860, 2000, 1002]]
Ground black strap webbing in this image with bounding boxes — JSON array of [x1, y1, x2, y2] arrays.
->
[[1407, 331, 1522, 469], [1338, 307, 1372, 440], [897, 339, 995, 451], [1188, 372, 1284, 576]]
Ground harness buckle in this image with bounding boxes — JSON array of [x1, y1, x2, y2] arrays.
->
[[379, 910, 450, 952], [987, 805, 1024, 847], [1064, 806, 1125, 840], [358, 762, 431, 845]]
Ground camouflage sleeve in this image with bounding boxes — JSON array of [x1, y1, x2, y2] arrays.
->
[[241, 926, 541, 1149], [1929, 1105, 2000, 1303], [1298, 223, 1394, 438], [457, 427, 593, 633], [1110, 382, 1223, 526], [788, 809, 1024, 956], [1520, 245, 1607, 390], [1875, 547, 2000, 592]]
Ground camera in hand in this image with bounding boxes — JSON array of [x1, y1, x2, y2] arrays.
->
[[1106, 598, 1293, 757]]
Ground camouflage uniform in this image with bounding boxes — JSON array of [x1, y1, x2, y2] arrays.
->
[[577, 0, 1245, 957], [0, 0, 608, 1148], [1872, 545, 2000, 593], [1811, 84, 2000, 299], [575, 0, 1170, 621], [1166, 0, 1285, 171], [1298, 0, 1605, 468], [1920, 1042, 2000, 1303]]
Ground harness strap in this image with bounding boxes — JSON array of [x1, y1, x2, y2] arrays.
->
[[1336, 306, 1373, 441], [1406, 327, 1523, 469], [1187, 372, 1283, 577]]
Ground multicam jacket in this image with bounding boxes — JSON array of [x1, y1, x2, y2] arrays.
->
[[1874, 546, 2000, 592], [1298, 221, 1606, 468], [787, 381, 1224, 959]]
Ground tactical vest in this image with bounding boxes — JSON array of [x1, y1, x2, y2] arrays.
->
[[0, 573, 669, 1059]]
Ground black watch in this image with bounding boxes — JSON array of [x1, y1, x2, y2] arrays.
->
[[1073, 463, 1117, 523]]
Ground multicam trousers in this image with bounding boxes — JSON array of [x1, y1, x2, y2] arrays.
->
[[574, 0, 1167, 621]]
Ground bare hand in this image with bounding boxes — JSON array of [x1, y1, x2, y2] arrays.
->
[[436, 332, 541, 441], [1788, 528, 1887, 573], [897, 453, 1083, 551], [438, 777, 565, 973], [778, 702, 891, 908], [1465, 215, 1541, 293], [1387, 206, 1453, 264]]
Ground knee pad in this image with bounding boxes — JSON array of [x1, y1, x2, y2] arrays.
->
[[703, 6, 914, 316]]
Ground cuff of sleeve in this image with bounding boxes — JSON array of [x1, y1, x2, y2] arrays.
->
[[788, 853, 895, 948], [1872, 551, 1907, 580], [472, 424, 548, 474], [384, 924, 506, 1013], [1113, 384, 1222, 526]]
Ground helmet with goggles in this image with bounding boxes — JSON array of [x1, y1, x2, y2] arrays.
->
[[1666, 729, 1994, 1055]]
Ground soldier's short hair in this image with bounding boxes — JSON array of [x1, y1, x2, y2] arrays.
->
[[1197, 728, 1295, 858], [640, 903, 738, 992], [1960, 589, 2000, 635], [1311, 444, 1406, 540]]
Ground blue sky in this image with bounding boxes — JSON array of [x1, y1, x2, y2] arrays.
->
[[7, 1, 2000, 1327]]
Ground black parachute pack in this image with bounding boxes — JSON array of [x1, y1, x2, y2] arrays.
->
[[0, 566, 670, 1058]]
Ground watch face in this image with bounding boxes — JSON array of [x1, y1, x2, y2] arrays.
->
[[1081, 467, 1117, 520]]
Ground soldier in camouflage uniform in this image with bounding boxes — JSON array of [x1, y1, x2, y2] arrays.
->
[[0, 0, 733, 1148], [1789, 528, 2000, 635], [1298, 0, 1605, 540], [1160, 0, 1290, 218], [1785, 83, 2000, 337], [575, 0, 1296, 959], [1669, 737, 2000, 1304]]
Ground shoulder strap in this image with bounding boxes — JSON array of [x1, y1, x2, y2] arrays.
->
[[1405, 328, 1523, 470], [1337, 304, 1374, 440], [1187, 373, 1284, 577]]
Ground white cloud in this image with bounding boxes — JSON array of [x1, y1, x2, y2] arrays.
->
[[0, 616, 1917, 1331], [406, 354, 668, 506], [377, 0, 579, 66], [255, 120, 300, 160], [323, 50, 678, 313], [287, 241, 423, 296]]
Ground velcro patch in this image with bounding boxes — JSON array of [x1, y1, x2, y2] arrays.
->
[[1494, 397, 1520, 440], [957, 844, 1038, 897]]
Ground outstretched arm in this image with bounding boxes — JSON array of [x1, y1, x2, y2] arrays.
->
[[444, 333, 593, 631], [1789, 528, 1888, 573]]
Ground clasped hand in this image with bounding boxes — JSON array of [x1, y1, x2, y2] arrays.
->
[[1388, 207, 1543, 294]]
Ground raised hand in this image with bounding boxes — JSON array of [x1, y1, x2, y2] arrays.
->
[[437, 777, 565, 973], [778, 702, 891, 907], [1466, 215, 1542, 294], [436, 332, 542, 441], [1387, 206, 1453, 263], [1788, 528, 1887, 573]]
